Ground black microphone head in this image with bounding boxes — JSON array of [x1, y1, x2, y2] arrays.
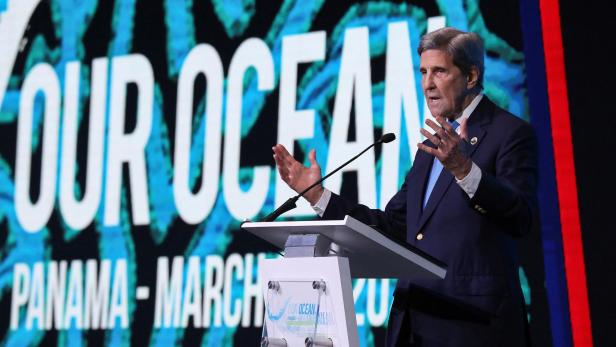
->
[[380, 133, 396, 143]]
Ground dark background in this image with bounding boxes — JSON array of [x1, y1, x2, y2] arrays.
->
[[560, 2, 616, 346]]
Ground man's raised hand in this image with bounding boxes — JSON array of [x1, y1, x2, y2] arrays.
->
[[417, 116, 472, 180], [272, 144, 324, 205]]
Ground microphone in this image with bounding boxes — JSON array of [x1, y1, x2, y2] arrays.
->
[[380, 132, 395, 144], [262, 133, 396, 222]]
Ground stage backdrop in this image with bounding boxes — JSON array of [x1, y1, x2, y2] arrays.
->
[[0, 0, 576, 346]]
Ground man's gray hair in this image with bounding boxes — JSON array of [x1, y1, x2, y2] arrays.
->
[[418, 27, 485, 91]]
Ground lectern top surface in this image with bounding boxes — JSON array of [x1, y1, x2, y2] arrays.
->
[[242, 216, 446, 280]]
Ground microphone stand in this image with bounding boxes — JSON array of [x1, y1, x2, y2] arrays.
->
[[262, 134, 395, 222]]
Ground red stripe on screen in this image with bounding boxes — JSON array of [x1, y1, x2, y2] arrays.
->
[[538, 0, 593, 345]]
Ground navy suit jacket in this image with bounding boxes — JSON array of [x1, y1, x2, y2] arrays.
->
[[322, 97, 538, 346]]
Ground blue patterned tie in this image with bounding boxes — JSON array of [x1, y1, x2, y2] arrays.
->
[[423, 120, 459, 208]]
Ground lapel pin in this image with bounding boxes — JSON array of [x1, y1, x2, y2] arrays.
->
[[470, 137, 478, 145]]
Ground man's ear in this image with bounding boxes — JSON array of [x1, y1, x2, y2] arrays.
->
[[466, 67, 479, 90]]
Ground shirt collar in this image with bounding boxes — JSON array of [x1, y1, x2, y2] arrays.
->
[[455, 93, 483, 124]]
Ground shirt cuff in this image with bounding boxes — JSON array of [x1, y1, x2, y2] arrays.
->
[[456, 162, 482, 199], [311, 189, 332, 217]]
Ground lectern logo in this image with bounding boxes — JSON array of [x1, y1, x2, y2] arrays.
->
[[267, 298, 291, 322], [284, 302, 335, 329], [298, 303, 317, 315]]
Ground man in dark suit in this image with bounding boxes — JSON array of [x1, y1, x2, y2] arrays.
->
[[273, 27, 537, 346]]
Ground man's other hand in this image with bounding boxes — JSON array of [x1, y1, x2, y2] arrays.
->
[[418, 116, 472, 180], [272, 144, 324, 205]]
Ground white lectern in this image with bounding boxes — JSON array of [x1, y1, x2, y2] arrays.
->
[[243, 216, 446, 347]]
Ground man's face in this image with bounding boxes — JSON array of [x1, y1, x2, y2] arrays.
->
[[419, 49, 471, 120]]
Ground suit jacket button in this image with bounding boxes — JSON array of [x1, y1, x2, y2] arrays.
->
[[416, 233, 423, 240]]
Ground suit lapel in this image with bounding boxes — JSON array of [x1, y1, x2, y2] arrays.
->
[[462, 97, 492, 159], [406, 149, 432, 239], [417, 164, 455, 231], [415, 98, 492, 232]]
